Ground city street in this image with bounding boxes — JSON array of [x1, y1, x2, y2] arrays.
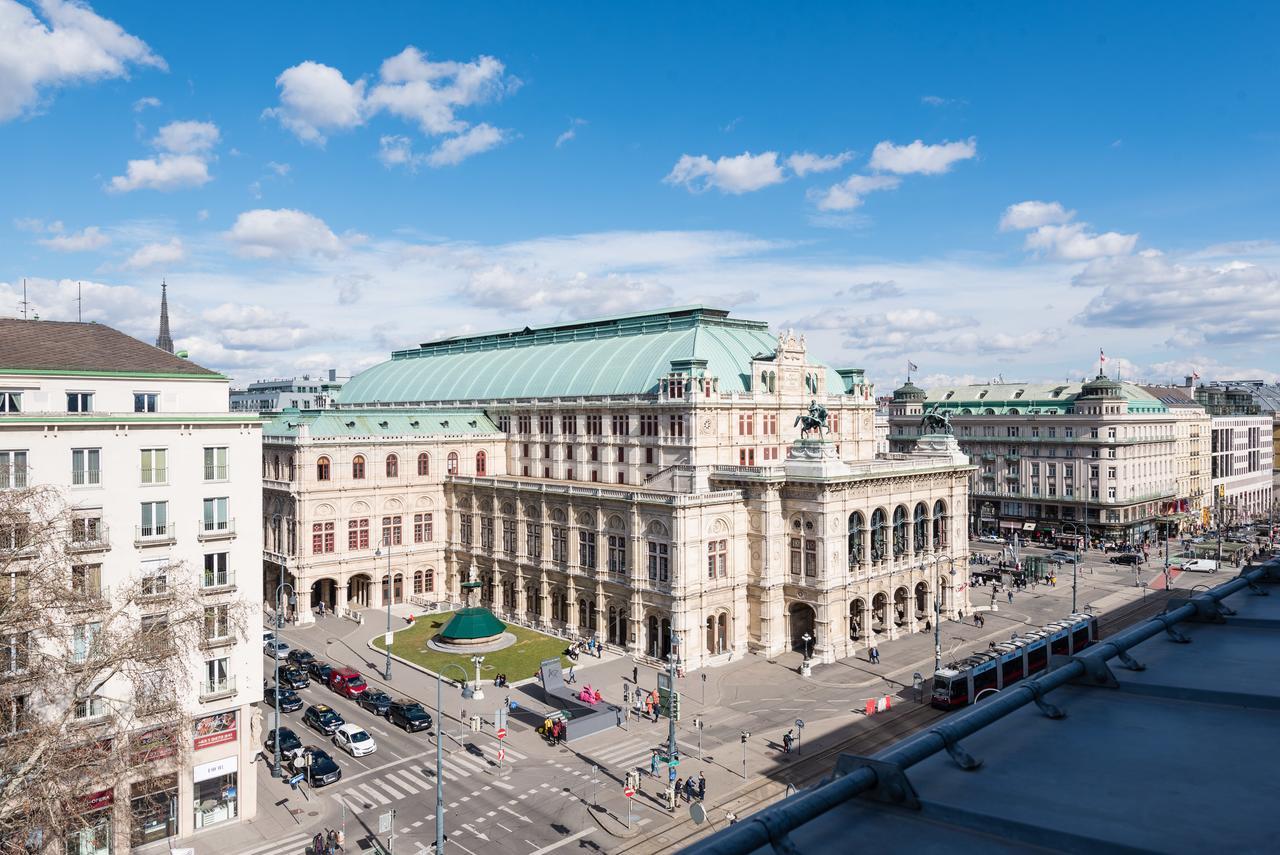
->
[[214, 538, 1203, 855]]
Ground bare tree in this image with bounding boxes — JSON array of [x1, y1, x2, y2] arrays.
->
[[0, 485, 247, 852]]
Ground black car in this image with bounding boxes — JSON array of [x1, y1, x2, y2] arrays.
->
[[357, 687, 392, 716], [279, 665, 310, 689], [264, 686, 303, 713], [307, 660, 335, 683], [295, 746, 342, 787], [302, 704, 345, 735], [386, 698, 433, 733], [265, 726, 303, 759], [287, 648, 316, 668], [1110, 553, 1142, 565]]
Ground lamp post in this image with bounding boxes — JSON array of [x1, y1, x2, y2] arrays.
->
[[1062, 523, 1080, 613], [434, 663, 471, 853], [800, 632, 813, 661], [272, 580, 296, 778], [375, 539, 393, 680], [470, 655, 485, 701]]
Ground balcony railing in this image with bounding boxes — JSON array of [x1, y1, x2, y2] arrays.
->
[[134, 523, 176, 546], [203, 465, 229, 481], [201, 569, 236, 592], [71, 470, 101, 486], [198, 676, 236, 702], [197, 518, 236, 541], [69, 523, 110, 552]]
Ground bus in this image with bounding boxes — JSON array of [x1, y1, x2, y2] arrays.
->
[[931, 613, 1098, 710]]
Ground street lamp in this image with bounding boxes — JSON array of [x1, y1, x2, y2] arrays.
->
[[1062, 523, 1081, 613], [800, 632, 813, 660], [470, 655, 485, 701], [271, 580, 296, 778], [374, 539, 393, 680], [918, 554, 949, 671], [434, 663, 471, 854]]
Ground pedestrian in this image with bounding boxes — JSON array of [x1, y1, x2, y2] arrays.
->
[[596, 642, 603, 658], [645, 697, 653, 720], [1007, 590, 1014, 604], [675, 776, 684, 801], [726, 811, 738, 825], [684, 777, 696, 803], [567, 665, 576, 684], [698, 771, 706, 801], [651, 751, 659, 777], [782, 729, 793, 753], [633, 664, 639, 684], [870, 646, 880, 665]]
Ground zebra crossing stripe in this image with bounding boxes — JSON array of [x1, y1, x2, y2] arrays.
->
[[439, 757, 472, 778], [388, 769, 425, 793], [341, 789, 369, 809], [231, 831, 312, 855], [358, 783, 391, 805], [449, 753, 490, 774], [374, 777, 406, 800]]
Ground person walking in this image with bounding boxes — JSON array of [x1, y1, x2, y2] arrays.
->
[[674, 776, 684, 803], [566, 664, 576, 684], [782, 729, 793, 754], [650, 751, 659, 778], [869, 646, 880, 665], [697, 771, 706, 801], [1007, 590, 1014, 604], [633, 664, 639, 684], [644, 696, 654, 721], [684, 776, 696, 803]]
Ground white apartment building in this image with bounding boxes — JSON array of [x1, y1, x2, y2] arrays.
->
[[230, 369, 348, 414], [0, 318, 263, 850], [1210, 415, 1273, 521], [263, 308, 972, 667]]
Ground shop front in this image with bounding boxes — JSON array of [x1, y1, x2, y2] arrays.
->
[[130, 774, 178, 846], [192, 756, 238, 830], [66, 790, 114, 855]]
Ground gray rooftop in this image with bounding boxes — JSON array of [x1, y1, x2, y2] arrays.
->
[[688, 559, 1280, 855]]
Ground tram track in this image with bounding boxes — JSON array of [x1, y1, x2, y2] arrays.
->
[[620, 590, 1181, 854]]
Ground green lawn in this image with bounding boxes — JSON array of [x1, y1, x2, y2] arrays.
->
[[372, 611, 570, 683]]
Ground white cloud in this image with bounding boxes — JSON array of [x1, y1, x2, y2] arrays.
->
[[107, 119, 220, 192], [785, 151, 855, 177], [263, 60, 367, 144], [810, 174, 900, 211], [664, 151, 786, 194], [999, 200, 1075, 231], [868, 137, 977, 175], [266, 161, 290, 176], [0, 0, 166, 122], [132, 95, 161, 112], [464, 266, 675, 318], [425, 123, 506, 167], [377, 134, 418, 169], [37, 225, 108, 251], [123, 237, 185, 269], [226, 208, 347, 259], [555, 118, 586, 148], [369, 47, 517, 134]]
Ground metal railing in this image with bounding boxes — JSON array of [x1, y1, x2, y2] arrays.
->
[[197, 518, 236, 539], [134, 523, 175, 545], [198, 676, 237, 702], [685, 559, 1277, 855], [69, 522, 110, 551], [71, 469, 101, 486], [201, 569, 236, 590]]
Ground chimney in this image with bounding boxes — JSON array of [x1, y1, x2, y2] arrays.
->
[[1184, 375, 1193, 388], [329, 368, 337, 382]]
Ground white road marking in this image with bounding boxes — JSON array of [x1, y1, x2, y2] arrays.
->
[[528, 829, 593, 855], [492, 778, 515, 790], [231, 831, 312, 855], [358, 783, 390, 805]]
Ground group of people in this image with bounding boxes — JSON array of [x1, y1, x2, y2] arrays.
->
[[672, 771, 707, 805], [631, 687, 661, 721], [493, 673, 509, 688], [539, 716, 567, 744], [310, 828, 343, 855], [566, 637, 604, 661]]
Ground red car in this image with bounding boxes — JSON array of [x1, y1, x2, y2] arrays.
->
[[328, 667, 367, 699]]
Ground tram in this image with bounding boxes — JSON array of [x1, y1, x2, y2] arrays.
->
[[930, 612, 1098, 710]]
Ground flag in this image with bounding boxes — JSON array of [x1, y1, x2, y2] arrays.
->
[[1192, 371, 1200, 381], [907, 360, 918, 373], [1099, 349, 1106, 364]]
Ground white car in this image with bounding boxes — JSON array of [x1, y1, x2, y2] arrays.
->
[[333, 723, 377, 757], [264, 639, 290, 658], [977, 535, 1006, 544]]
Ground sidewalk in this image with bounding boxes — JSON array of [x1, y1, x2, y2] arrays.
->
[[187, 761, 344, 855]]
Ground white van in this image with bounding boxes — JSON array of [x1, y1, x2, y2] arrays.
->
[[1180, 558, 1217, 573]]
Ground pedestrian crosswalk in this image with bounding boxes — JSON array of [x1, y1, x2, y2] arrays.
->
[[576, 734, 660, 772], [232, 830, 311, 855], [336, 744, 529, 812]]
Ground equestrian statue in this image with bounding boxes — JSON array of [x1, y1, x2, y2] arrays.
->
[[794, 399, 829, 438], [920, 404, 953, 434]]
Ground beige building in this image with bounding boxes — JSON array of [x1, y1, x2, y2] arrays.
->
[[263, 307, 972, 668], [889, 374, 1204, 545]]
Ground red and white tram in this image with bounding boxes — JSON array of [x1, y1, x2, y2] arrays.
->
[[931, 612, 1098, 710]]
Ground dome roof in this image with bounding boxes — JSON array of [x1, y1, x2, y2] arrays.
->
[[440, 607, 506, 641], [894, 380, 925, 400]]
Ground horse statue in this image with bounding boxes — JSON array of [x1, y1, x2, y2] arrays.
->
[[920, 404, 953, 434], [794, 399, 829, 438]]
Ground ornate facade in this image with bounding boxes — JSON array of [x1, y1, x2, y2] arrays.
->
[[263, 307, 971, 668]]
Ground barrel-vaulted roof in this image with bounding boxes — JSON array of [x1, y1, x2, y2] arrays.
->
[[918, 378, 1170, 415], [338, 306, 843, 405]]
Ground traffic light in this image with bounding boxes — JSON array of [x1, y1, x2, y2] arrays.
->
[[741, 730, 750, 744], [469, 715, 481, 732]]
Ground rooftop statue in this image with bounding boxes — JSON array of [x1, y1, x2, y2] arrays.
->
[[795, 399, 829, 438], [921, 404, 953, 434]]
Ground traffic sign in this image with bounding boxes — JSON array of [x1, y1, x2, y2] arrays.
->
[[497, 748, 506, 762], [795, 718, 805, 729], [288, 772, 305, 786], [496, 727, 507, 740], [669, 767, 677, 782], [624, 786, 635, 799], [379, 811, 394, 834]]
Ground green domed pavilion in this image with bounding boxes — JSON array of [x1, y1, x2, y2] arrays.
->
[[439, 607, 505, 646]]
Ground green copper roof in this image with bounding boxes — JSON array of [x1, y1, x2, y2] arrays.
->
[[918, 378, 1170, 415], [338, 306, 843, 404], [440, 608, 506, 640], [262, 408, 500, 439]]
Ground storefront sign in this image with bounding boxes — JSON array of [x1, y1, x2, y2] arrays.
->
[[193, 755, 237, 783], [131, 726, 178, 764], [193, 711, 237, 751], [83, 789, 114, 811]]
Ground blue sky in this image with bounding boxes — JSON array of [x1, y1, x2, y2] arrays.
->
[[3, 0, 1279, 387]]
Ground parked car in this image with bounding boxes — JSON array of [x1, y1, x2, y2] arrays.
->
[[386, 698, 433, 733], [357, 688, 392, 716], [294, 746, 342, 787], [279, 665, 310, 690], [307, 660, 335, 684], [328, 667, 368, 699], [1048, 551, 1078, 564], [263, 686, 303, 713], [1179, 558, 1218, 572], [264, 639, 290, 658], [333, 723, 377, 757], [303, 704, 345, 736], [263, 630, 277, 644], [264, 726, 303, 760], [287, 649, 316, 668], [1109, 553, 1142, 565], [977, 534, 1006, 544]]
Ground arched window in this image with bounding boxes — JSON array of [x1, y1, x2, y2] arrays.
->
[[893, 506, 908, 557], [848, 511, 865, 566], [870, 509, 886, 562], [913, 503, 928, 553], [447, 452, 459, 475], [413, 571, 424, 594], [272, 455, 280, 480], [352, 454, 366, 479], [933, 500, 948, 549], [316, 456, 331, 481], [417, 452, 430, 476], [386, 454, 399, 478], [475, 450, 487, 476], [287, 455, 295, 480]]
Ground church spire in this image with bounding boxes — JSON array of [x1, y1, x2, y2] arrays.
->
[[155, 280, 174, 353]]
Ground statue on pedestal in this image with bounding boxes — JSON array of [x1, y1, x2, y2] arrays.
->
[[920, 404, 952, 435], [794, 399, 829, 438]]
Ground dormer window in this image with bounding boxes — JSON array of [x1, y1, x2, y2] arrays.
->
[[978, 390, 988, 399], [944, 391, 954, 400], [1014, 389, 1024, 399]]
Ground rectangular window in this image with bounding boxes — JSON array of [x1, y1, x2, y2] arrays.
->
[[707, 539, 727, 579], [790, 538, 802, 575], [502, 519, 516, 555], [140, 449, 167, 484], [608, 535, 626, 574], [0, 450, 27, 490], [204, 657, 230, 694], [539, 414, 554, 434], [586, 415, 603, 435], [413, 513, 433, 543], [203, 447, 228, 481], [668, 415, 685, 437], [140, 558, 169, 597], [202, 498, 229, 532], [805, 539, 818, 576], [1007, 426, 1019, 437], [312, 521, 334, 554], [480, 516, 493, 548], [203, 605, 230, 641], [552, 526, 568, 565], [203, 553, 230, 588], [639, 415, 659, 436], [645, 447, 655, 464], [518, 414, 531, 433], [72, 448, 101, 486], [561, 415, 577, 435], [382, 515, 403, 546], [578, 531, 597, 569], [348, 518, 369, 550], [1, 632, 28, 676], [459, 514, 473, 546], [72, 621, 101, 663], [526, 523, 543, 559], [612, 414, 630, 436], [497, 415, 511, 433], [74, 695, 105, 720], [66, 392, 93, 413], [71, 563, 102, 597], [647, 541, 669, 582], [616, 447, 624, 463], [140, 501, 168, 538], [0, 392, 20, 413], [590, 445, 599, 462], [134, 393, 158, 413]]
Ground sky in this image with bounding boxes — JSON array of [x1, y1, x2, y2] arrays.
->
[[3, 0, 1280, 390]]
